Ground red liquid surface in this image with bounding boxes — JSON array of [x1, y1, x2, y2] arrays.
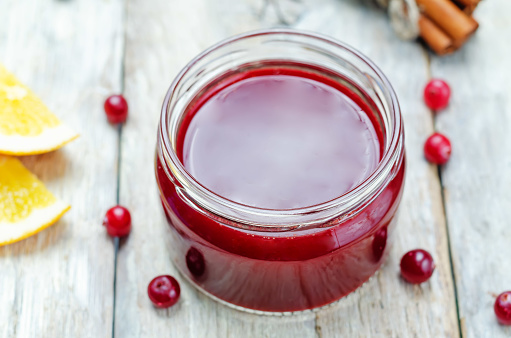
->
[[182, 75, 380, 209], [156, 66, 405, 312]]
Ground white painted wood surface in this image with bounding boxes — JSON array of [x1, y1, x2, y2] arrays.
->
[[430, 1, 511, 337], [0, 0, 124, 336], [1, 0, 510, 337], [117, 0, 458, 337], [117, 1, 317, 337], [294, 1, 459, 336]]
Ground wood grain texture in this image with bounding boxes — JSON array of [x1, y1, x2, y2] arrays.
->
[[0, 0, 124, 336], [117, 0, 458, 337], [117, 1, 317, 337], [6, 0, 509, 337], [430, 1, 511, 337], [294, 1, 459, 336]]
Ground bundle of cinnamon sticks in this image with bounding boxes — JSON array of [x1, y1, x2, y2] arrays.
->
[[417, 0, 480, 55]]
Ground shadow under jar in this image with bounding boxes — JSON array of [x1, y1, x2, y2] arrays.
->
[[155, 29, 405, 314]]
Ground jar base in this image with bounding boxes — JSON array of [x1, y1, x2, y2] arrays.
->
[[172, 258, 383, 317]]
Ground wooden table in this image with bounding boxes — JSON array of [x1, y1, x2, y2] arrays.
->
[[1, 0, 510, 337]]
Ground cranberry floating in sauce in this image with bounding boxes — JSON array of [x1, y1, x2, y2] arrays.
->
[[186, 247, 206, 278], [372, 226, 388, 263]]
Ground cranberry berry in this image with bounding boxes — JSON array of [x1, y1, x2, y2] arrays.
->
[[104, 94, 128, 123], [372, 227, 388, 263], [148, 275, 181, 308], [103, 205, 131, 237], [495, 291, 511, 325], [424, 79, 450, 111], [400, 249, 435, 284], [424, 133, 452, 165], [186, 247, 206, 278]]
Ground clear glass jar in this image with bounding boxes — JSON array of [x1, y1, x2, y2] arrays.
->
[[155, 29, 405, 314]]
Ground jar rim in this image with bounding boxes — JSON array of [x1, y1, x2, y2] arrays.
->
[[159, 28, 403, 229]]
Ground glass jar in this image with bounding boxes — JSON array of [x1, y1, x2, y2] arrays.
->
[[155, 29, 405, 314]]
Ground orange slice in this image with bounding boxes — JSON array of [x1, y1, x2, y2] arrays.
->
[[0, 155, 69, 245], [0, 64, 78, 155]]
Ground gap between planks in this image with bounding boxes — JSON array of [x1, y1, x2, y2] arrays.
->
[[112, 1, 460, 336], [112, 0, 129, 336], [423, 47, 463, 338]]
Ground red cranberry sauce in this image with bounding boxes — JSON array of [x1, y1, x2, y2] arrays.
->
[[181, 74, 380, 209], [156, 66, 405, 312]]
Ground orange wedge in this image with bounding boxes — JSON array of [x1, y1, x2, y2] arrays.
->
[[0, 64, 78, 155], [0, 155, 69, 245]]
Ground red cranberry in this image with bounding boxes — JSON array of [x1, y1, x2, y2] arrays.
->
[[186, 247, 206, 278], [424, 133, 452, 165], [424, 79, 450, 111], [104, 94, 128, 123], [494, 291, 511, 325], [400, 249, 435, 284], [372, 227, 388, 262], [148, 275, 181, 308], [103, 205, 131, 237]]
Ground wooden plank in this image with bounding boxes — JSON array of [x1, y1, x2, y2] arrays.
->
[[293, 1, 459, 337], [117, 1, 317, 337], [430, 1, 511, 337], [118, 0, 458, 336], [0, 0, 124, 336]]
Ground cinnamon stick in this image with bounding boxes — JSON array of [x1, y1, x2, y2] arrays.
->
[[419, 15, 455, 55], [453, 0, 480, 15], [452, 0, 479, 6], [416, 0, 479, 46]]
